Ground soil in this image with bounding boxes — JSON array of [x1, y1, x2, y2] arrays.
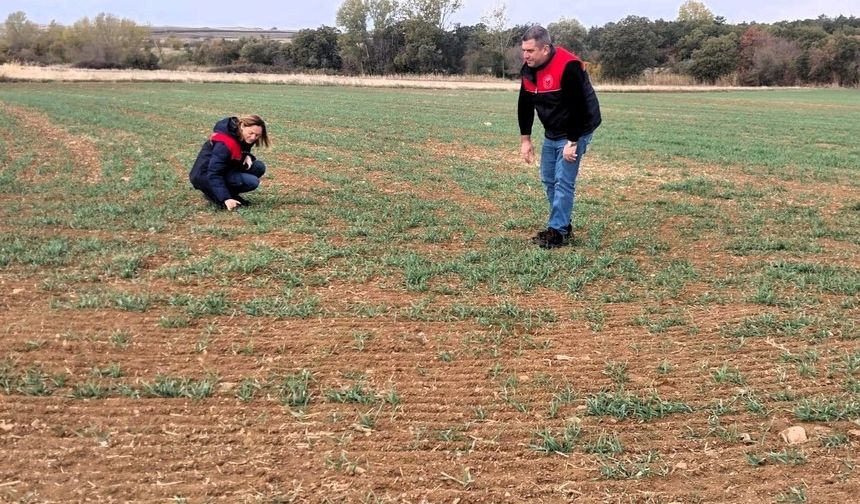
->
[[1, 124, 858, 503], [4, 105, 103, 184]]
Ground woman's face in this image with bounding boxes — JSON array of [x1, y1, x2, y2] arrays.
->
[[240, 124, 263, 144]]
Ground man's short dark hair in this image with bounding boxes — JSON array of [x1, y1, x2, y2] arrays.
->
[[522, 25, 552, 47]]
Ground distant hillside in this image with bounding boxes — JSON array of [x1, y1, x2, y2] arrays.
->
[[149, 26, 297, 41]]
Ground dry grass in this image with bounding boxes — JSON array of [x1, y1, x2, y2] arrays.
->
[[0, 63, 519, 90], [0, 63, 790, 92]]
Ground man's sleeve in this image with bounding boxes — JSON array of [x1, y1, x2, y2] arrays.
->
[[561, 61, 589, 142], [518, 81, 535, 136]]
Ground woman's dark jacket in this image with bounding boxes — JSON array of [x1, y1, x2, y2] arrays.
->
[[189, 117, 256, 203]]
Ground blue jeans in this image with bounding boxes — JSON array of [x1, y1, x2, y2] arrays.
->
[[225, 160, 266, 195], [540, 133, 592, 232]]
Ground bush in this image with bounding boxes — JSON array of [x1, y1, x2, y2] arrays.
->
[[124, 50, 159, 70], [689, 33, 739, 83], [209, 63, 288, 74], [73, 60, 126, 69]]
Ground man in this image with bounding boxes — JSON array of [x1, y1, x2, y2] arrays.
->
[[518, 25, 601, 249]]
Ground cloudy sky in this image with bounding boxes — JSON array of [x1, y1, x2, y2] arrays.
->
[[4, 0, 854, 29]]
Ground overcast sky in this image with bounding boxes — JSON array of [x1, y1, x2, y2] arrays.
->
[[4, 1, 855, 30]]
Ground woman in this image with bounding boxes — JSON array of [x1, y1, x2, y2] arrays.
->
[[189, 115, 270, 211]]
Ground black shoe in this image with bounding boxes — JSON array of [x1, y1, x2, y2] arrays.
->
[[530, 228, 552, 244], [531, 224, 572, 244], [200, 192, 226, 209], [537, 228, 567, 249], [561, 224, 572, 245], [233, 195, 252, 207]]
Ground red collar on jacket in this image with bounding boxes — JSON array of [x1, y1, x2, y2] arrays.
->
[[522, 46, 581, 93], [210, 132, 242, 160]]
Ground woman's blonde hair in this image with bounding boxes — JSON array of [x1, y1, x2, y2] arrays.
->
[[237, 114, 270, 147]]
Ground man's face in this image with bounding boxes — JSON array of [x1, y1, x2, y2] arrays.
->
[[522, 39, 551, 68]]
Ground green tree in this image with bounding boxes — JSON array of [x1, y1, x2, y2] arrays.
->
[[584, 25, 603, 53], [771, 21, 829, 49], [651, 19, 687, 66], [368, 21, 405, 73], [457, 23, 494, 74], [676, 21, 735, 61], [403, 0, 462, 30], [369, 0, 400, 30], [337, 0, 402, 74], [548, 17, 587, 55], [32, 21, 66, 63], [688, 33, 739, 82], [481, 2, 514, 76], [337, 0, 371, 73], [291, 26, 342, 70], [831, 34, 860, 85], [1, 11, 39, 60], [438, 23, 474, 73], [191, 38, 242, 66], [239, 38, 287, 66], [338, 0, 370, 33], [393, 19, 446, 73], [599, 16, 659, 80]]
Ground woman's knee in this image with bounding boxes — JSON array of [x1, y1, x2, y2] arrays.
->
[[244, 174, 261, 191], [250, 160, 266, 177], [229, 173, 260, 192]]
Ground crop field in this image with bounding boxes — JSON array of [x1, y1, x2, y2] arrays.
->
[[0, 82, 858, 503]]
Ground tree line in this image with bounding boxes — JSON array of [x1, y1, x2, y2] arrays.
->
[[1, 0, 858, 86]]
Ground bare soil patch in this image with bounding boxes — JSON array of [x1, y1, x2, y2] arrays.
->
[[2, 102, 103, 183]]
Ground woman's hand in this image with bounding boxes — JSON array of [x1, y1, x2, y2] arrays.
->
[[224, 198, 241, 211]]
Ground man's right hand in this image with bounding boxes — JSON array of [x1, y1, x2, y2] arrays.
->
[[520, 136, 535, 164], [224, 198, 241, 211]]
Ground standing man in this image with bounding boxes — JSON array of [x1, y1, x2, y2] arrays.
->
[[518, 25, 601, 249]]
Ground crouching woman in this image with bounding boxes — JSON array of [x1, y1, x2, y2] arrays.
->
[[189, 115, 270, 211]]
